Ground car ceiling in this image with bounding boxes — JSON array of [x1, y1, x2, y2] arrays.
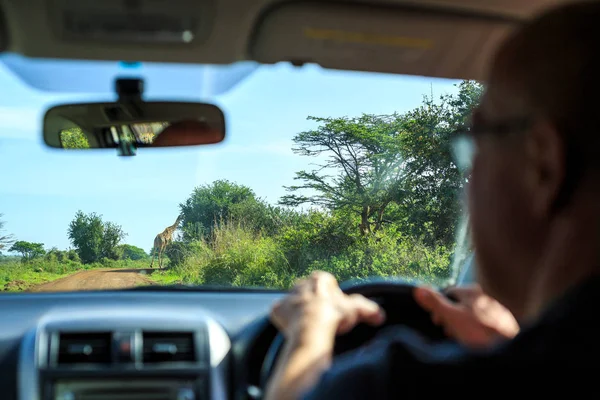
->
[[0, 0, 585, 81]]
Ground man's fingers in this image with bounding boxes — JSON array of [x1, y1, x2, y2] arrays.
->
[[414, 286, 459, 318], [337, 294, 386, 334], [349, 294, 386, 326], [313, 271, 341, 297], [269, 300, 286, 330], [443, 284, 482, 303]]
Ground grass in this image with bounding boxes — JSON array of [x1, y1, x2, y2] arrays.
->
[[147, 269, 185, 285], [1, 270, 73, 291], [0, 260, 79, 291]]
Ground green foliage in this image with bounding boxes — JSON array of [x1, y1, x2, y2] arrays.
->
[[9, 241, 45, 261], [167, 81, 481, 288], [60, 128, 90, 149], [306, 227, 451, 285], [392, 80, 483, 246], [276, 210, 356, 276], [67, 211, 127, 263], [281, 81, 483, 247], [0, 258, 83, 291], [180, 180, 257, 240], [117, 244, 148, 261], [170, 223, 295, 289], [180, 179, 296, 240], [166, 221, 450, 290], [45, 247, 81, 263], [164, 241, 187, 267], [280, 114, 407, 236]]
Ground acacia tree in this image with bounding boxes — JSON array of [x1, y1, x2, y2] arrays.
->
[[280, 81, 483, 243], [0, 214, 14, 254], [9, 241, 45, 261], [280, 114, 408, 236]]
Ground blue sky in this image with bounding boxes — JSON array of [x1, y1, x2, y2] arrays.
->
[[0, 54, 460, 252]]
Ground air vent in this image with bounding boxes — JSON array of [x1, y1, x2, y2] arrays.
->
[[57, 332, 112, 364], [142, 332, 195, 363]]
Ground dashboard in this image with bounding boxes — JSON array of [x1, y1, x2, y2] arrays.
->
[[0, 289, 285, 400], [0, 262, 473, 400]]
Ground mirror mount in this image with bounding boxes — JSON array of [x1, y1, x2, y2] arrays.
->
[[115, 77, 144, 102], [114, 78, 145, 156], [115, 126, 137, 157]]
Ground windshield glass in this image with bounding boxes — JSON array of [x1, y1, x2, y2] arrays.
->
[[0, 55, 478, 292]]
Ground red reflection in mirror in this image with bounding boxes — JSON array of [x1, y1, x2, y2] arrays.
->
[[151, 120, 224, 147]]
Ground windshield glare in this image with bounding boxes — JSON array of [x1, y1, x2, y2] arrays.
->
[[0, 56, 479, 293]]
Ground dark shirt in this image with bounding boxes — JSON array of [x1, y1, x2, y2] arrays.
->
[[302, 276, 599, 399]]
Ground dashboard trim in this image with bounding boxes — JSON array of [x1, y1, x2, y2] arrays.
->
[[17, 305, 232, 400], [18, 327, 40, 400]]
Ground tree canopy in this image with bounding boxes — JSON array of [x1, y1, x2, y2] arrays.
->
[[67, 211, 126, 263], [179, 179, 300, 240], [117, 244, 148, 261], [280, 114, 407, 236], [9, 241, 45, 261], [60, 128, 90, 149], [281, 81, 483, 245]]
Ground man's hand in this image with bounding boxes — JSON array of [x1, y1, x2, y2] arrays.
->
[[265, 271, 385, 400], [271, 271, 386, 340], [414, 284, 519, 349]]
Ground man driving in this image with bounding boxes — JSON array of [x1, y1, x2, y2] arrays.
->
[[265, 2, 600, 398]]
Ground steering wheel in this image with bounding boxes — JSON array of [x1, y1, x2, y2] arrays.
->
[[259, 279, 451, 389]]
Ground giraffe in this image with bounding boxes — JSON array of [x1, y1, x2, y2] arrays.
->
[[150, 214, 183, 269]]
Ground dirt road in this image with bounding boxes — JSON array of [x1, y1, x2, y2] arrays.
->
[[29, 269, 156, 292]]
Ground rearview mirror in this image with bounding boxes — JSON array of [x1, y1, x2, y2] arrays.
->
[[44, 101, 225, 155]]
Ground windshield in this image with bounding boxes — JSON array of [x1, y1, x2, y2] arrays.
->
[[0, 55, 478, 292]]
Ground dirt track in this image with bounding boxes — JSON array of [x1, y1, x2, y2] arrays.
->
[[28, 269, 156, 292]]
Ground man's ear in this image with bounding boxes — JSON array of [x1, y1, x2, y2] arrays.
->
[[523, 119, 565, 218]]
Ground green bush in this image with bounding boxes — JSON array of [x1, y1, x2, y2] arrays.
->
[[165, 218, 452, 290], [118, 244, 148, 261], [305, 226, 451, 284], [169, 223, 293, 289]]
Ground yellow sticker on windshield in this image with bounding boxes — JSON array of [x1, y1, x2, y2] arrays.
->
[[303, 27, 433, 49]]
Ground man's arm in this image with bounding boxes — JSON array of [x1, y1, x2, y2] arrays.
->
[[264, 272, 386, 400], [263, 325, 336, 400], [266, 328, 390, 400]]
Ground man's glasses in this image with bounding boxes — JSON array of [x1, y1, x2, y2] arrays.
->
[[450, 117, 533, 174], [451, 134, 475, 174]]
